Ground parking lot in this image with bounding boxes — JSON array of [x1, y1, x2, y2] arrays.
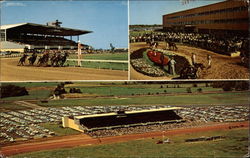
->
[[0, 105, 248, 145]]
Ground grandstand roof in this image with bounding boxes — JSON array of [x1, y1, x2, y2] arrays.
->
[[75, 107, 182, 119], [0, 23, 92, 36]]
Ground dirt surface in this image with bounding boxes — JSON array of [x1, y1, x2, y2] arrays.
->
[[14, 101, 43, 109], [1, 121, 248, 156], [0, 58, 128, 81], [130, 42, 249, 80]]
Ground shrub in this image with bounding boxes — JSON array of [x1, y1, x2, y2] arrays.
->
[[222, 83, 233, 91], [0, 85, 28, 98], [197, 88, 202, 93], [186, 87, 192, 93], [235, 81, 249, 91]]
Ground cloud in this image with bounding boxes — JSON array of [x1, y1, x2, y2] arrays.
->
[[4, 2, 26, 7]]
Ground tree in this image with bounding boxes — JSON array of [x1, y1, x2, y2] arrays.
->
[[222, 83, 233, 91], [205, 82, 209, 87], [235, 81, 249, 91], [186, 87, 192, 93], [197, 88, 202, 93], [0, 85, 29, 98]]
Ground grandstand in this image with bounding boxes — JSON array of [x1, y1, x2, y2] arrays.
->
[[0, 21, 92, 52], [62, 107, 183, 132]]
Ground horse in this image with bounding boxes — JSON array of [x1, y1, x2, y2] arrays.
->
[[28, 53, 37, 65], [37, 53, 49, 66], [50, 53, 58, 66], [179, 63, 205, 79], [18, 54, 28, 66], [167, 41, 178, 51], [58, 52, 69, 67]]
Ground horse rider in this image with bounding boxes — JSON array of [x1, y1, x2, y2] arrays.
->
[[191, 53, 196, 65], [169, 56, 176, 75], [207, 54, 212, 68]]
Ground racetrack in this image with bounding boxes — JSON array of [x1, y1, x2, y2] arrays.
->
[[1, 121, 248, 156], [130, 42, 249, 80], [0, 58, 128, 81]]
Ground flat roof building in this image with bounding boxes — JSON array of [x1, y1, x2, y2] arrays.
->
[[62, 107, 183, 132], [163, 0, 249, 34], [0, 22, 92, 52]]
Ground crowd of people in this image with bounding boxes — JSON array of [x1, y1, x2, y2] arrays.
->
[[130, 31, 248, 55], [86, 121, 203, 138]]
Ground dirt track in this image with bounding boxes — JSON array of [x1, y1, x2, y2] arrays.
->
[[0, 58, 128, 81], [1, 121, 248, 156], [130, 42, 249, 80]]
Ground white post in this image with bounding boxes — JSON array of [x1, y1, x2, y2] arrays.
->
[[77, 40, 82, 67]]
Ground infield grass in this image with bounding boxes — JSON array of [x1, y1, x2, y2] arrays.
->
[[39, 123, 80, 136], [38, 91, 249, 107], [68, 53, 128, 60]]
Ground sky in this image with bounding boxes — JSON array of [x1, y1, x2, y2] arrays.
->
[[0, 0, 128, 49], [130, 0, 224, 25]]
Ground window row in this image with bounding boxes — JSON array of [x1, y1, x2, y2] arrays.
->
[[168, 6, 248, 20], [167, 18, 249, 25]]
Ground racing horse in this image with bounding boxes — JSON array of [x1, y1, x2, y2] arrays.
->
[[50, 53, 60, 67], [28, 53, 37, 65], [18, 54, 28, 66], [58, 52, 69, 67], [37, 53, 50, 66], [167, 41, 178, 51]]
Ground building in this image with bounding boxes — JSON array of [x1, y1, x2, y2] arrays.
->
[[62, 107, 183, 132], [0, 22, 92, 52], [163, 0, 249, 34]]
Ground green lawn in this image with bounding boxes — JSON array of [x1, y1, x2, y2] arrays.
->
[[12, 128, 248, 158], [38, 91, 249, 107], [68, 53, 128, 60], [39, 123, 80, 136], [65, 60, 128, 71], [65, 53, 129, 70]]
